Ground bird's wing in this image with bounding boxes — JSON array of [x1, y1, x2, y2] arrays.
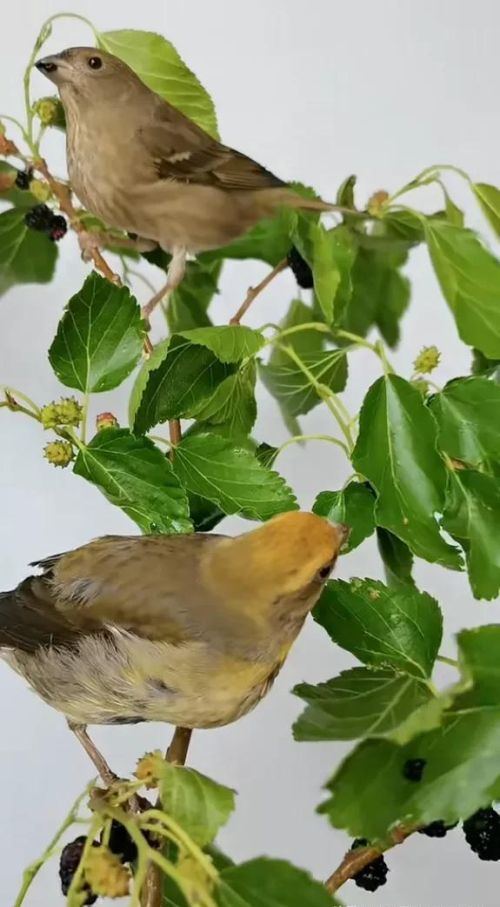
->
[[0, 578, 101, 653], [138, 100, 285, 190], [0, 534, 226, 653]]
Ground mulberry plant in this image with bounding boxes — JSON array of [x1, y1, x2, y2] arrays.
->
[[1, 11, 500, 907]]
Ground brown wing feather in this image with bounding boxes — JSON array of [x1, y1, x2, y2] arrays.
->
[[1, 533, 227, 654], [139, 97, 285, 191], [0, 578, 100, 653]]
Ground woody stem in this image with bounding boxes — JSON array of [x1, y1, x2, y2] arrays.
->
[[230, 259, 288, 324], [324, 825, 414, 894]]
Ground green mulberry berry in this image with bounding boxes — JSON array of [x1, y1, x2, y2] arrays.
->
[[413, 345, 440, 374], [44, 440, 74, 468]]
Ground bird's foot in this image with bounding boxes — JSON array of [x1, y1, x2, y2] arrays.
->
[[142, 245, 187, 321], [69, 722, 118, 788], [77, 229, 104, 263]]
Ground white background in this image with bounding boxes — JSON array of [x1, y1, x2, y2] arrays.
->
[[1, 2, 499, 905]]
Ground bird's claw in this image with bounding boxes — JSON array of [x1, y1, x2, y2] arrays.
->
[[77, 229, 103, 262]]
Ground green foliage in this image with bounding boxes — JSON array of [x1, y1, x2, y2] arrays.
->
[[353, 374, 461, 566], [425, 220, 500, 357], [0, 207, 57, 296], [96, 29, 219, 137], [172, 433, 297, 520], [293, 222, 355, 322], [429, 376, 500, 468], [313, 483, 375, 552], [166, 258, 221, 332], [179, 326, 265, 362], [376, 528, 416, 588], [314, 579, 442, 679], [442, 469, 500, 600], [160, 764, 235, 847], [132, 336, 236, 433], [319, 626, 500, 840], [294, 667, 432, 741], [74, 429, 192, 534], [49, 272, 145, 392], [218, 859, 339, 907], [340, 247, 410, 347], [4, 14, 500, 906]]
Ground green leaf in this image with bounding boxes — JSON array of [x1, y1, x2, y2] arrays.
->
[[340, 247, 410, 348], [260, 350, 347, 425], [425, 220, 500, 358], [206, 846, 235, 873], [49, 272, 144, 393], [132, 336, 235, 433], [294, 223, 355, 322], [270, 299, 327, 364], [352, 374, 461, 566], [263, 299, 332, 434], [255, 442, 279, 468], [194, 361, 257, 439], [172, 432, 297, 520], [441, 469, 500, 600], [74, 428, 192, 534], [313, 483, 375, 552], [473, 182, 500, 237], [97, 30, 218, 137], [314, 579, 442, 679], [376, 528, 416, 588], [160, 764, 235, 847], [319, 626, 500, 839], [336, 174, 356, 209], [188, 492, 224, 532], [429, 377, 500, 468], [471, 348, 500, 381], [166, 258, 221, 332], [218, 859, 337, 907], [209, 209, 294, 267], [293, 667, 432, 741], [457, 625, 500, 698], [442, 188, 464, 227], [0, 207, 57, 296], [179, 326, 265, 363], [377, 210, 425, 248]]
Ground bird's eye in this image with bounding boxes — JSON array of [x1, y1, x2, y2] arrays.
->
[[88, 56, 102, 70], [317, 562, 333, 582]]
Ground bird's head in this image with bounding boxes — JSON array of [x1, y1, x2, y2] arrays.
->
[[203, 511, 348, 629], [35, 47, 140, 101]]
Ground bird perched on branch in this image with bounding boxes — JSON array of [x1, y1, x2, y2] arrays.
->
[[0, 512, 346, 781], [35, 47, 333, 312]]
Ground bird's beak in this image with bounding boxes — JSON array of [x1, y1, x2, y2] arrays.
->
[[35, 54, 70, 84]]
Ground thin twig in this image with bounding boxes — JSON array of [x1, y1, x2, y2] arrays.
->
[[168, 418, 182, 448], [166, 726, 193, 764], [324, 825, 413, 894], [142, 405, 187, 907], [230, 258, 288, 324], [141, 727, 193, 907]]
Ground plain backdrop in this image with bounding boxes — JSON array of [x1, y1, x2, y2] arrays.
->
[[1, 2, 499, 905]]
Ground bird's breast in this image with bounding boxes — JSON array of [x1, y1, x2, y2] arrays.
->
[[8, 632, 286, 729], [66, 118, 143, 232]]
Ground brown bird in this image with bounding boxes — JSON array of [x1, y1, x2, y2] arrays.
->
[[35, 47, 332, 312], [0, 512, 346, 781]]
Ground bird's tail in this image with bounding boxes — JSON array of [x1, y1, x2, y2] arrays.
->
[[264, 188, 335, 213], [289, 195, 335, 213]]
